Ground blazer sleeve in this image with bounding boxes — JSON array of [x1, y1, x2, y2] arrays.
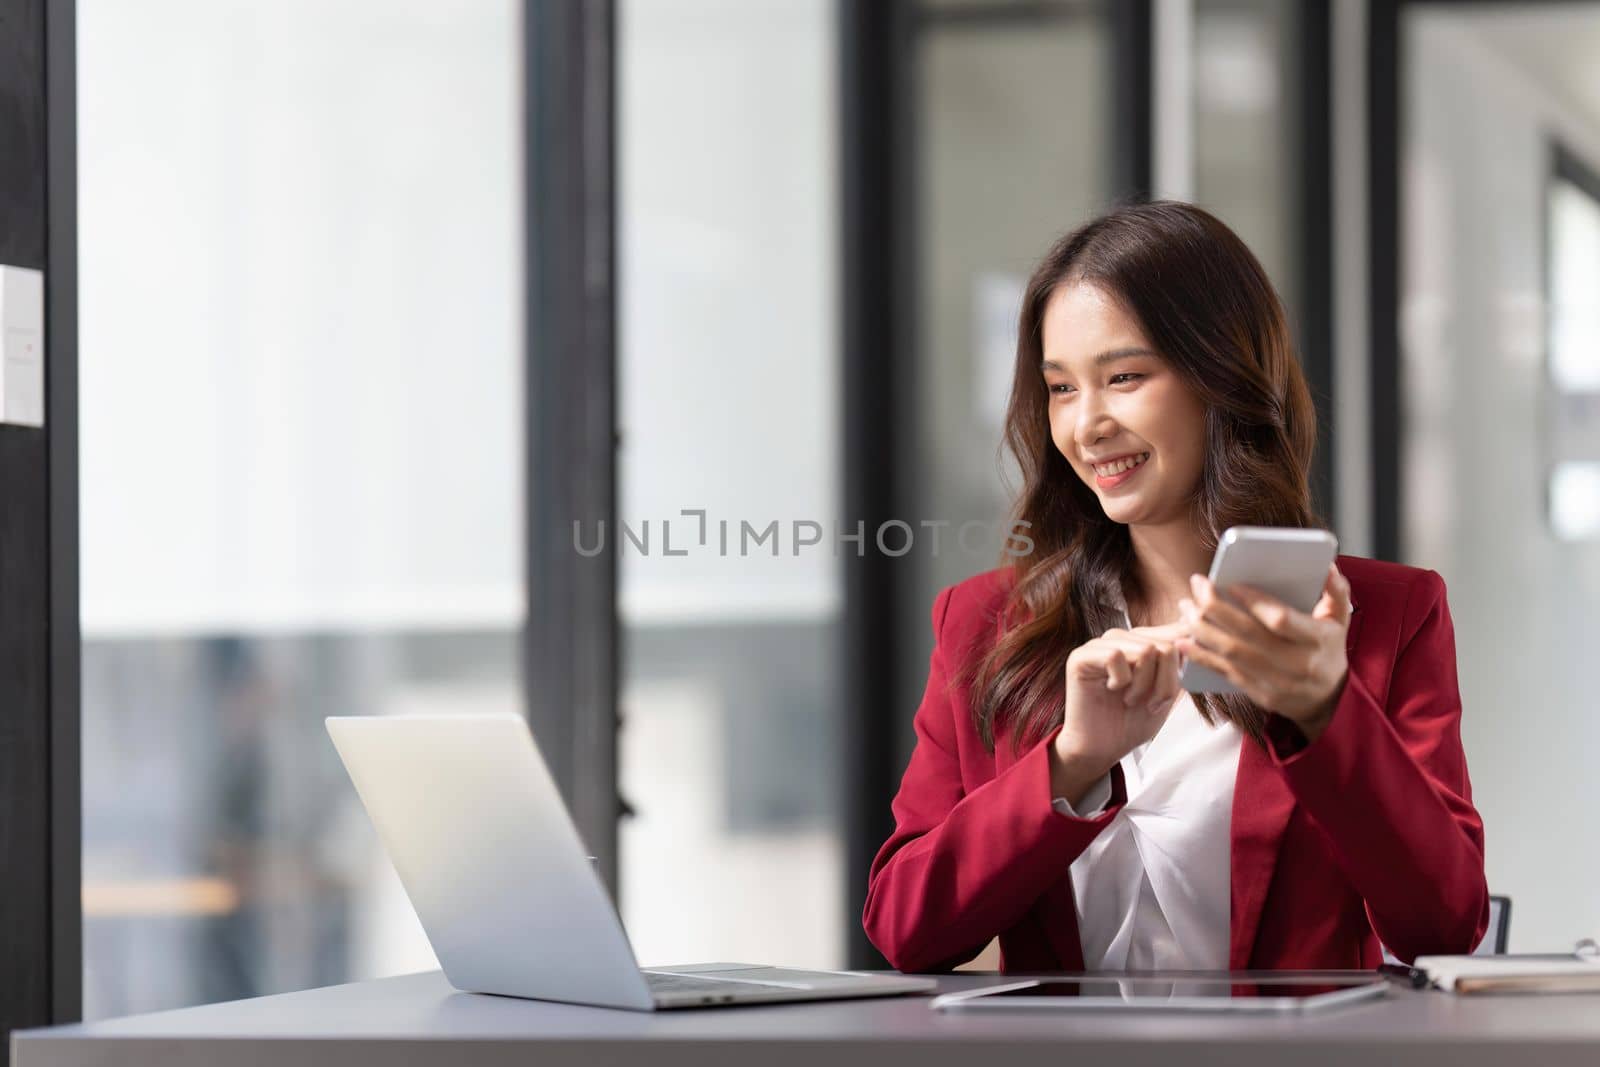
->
[[1262, 570, 1489, 962], [862, 584, 1125, 973]]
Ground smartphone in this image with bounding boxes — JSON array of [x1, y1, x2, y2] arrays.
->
[[1180, 526, 1339, 694]]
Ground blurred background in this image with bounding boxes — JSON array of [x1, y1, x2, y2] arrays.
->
[[68, 0, 1600, 1018]]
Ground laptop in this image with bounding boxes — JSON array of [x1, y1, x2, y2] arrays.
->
[[325, 713, 937, 1010]]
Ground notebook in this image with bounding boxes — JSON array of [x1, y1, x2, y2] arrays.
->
[[1415, 950, 1600, 994]]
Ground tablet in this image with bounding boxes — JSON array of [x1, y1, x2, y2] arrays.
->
[[930, 975, 1386, 1013]]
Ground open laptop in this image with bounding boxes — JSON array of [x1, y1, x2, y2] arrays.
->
[[325, 713, 936, 1011]]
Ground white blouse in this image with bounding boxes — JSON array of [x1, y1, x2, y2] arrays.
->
[[1052, 689, 1242, 970]]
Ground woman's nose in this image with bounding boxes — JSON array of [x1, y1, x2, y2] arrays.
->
[[1074, 395, 1116, 449]]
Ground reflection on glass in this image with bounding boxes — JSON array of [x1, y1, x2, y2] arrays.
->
[[78, 0, 521, 1018]]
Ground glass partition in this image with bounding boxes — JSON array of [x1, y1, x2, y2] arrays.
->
[[615, 0, 845, 968], [1402, 1, 1600, 951], [78, 0, 523, 1017]]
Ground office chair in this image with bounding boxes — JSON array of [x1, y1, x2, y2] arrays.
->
[[1380, 893, 1509, 963], [1482, 895, 1511, 955]]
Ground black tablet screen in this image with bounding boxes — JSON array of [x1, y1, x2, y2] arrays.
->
[[982, 978, 1372, 1000]]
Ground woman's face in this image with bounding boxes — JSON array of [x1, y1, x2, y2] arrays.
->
[[1040, 282, 1208, 528]]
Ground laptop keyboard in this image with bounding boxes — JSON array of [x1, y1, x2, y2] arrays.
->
[[644, 972, 809, 999]]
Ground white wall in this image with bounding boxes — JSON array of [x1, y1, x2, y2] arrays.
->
[[1406, 11, 1600, 951]]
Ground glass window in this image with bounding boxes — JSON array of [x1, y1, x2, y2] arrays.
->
[[1402, 2, 1600, 951], [890, 0, 1118, 969], [900, 0, 1116, 769], [78, 0, 522, 1017], [1193, 0, 1303, 330], [615, 0, 844, 968]]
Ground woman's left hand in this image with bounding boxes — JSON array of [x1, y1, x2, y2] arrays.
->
[[1176, 563, 1353, 742]]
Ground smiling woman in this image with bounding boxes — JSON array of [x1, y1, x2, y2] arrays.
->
[[994, 201, 1318, 752], [863, 201, 1488, 976]]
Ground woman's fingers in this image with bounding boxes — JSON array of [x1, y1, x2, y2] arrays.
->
[[1103, 648, 1132, 691], [1178, 640, 1252, 695], [1101, 621, 1185, 711], [1181, 606, 1274, 675], [1078, 618, 1191, 721], [1189, 574, 1279, 644], [1078, 636, 1176, 709], [1229, 584, 1320, 643], [1070, 640, 1138, 687], [1121, 645, 1161, 707], [1125, 642, 1183, 711], [1153, 641, 1182, 704]]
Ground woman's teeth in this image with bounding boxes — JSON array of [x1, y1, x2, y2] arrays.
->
[[1093, 452, 1150, 477]]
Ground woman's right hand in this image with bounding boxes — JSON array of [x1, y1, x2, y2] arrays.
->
[[1049, 622, 1186, 806]]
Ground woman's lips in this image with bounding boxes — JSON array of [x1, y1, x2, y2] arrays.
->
[[1093, 451, 1150, 489]]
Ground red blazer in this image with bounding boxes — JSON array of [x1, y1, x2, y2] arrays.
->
[[864, 555, 1488, 973]]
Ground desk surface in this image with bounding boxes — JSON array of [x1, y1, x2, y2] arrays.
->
[[14, 969, 1600, 1067]]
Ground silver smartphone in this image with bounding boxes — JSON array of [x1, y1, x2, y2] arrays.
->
[[1180, 526, 1339, 695]]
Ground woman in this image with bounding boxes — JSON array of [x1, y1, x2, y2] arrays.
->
[[863, 201, 1487, 974]]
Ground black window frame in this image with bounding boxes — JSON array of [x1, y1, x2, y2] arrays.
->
[[0, 0, 82, 1049]]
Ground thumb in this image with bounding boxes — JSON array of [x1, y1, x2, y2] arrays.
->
[[1312, 563, 1352, 625]]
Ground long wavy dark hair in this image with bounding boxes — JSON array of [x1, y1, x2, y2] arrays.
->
[[971, 201, 1319, 755]]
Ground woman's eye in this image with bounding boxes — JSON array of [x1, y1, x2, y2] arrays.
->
[[1109, 372, 1144, 386], [1047, 382, 1076, 396]]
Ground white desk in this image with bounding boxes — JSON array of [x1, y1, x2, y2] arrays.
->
[[14, 969, 1600, 1067]]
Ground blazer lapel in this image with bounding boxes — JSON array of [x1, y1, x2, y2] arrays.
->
[[1229, 736, 1296, 968]]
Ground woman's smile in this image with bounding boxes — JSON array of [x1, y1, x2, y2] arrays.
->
[[1090, 450, 1151, 489]]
